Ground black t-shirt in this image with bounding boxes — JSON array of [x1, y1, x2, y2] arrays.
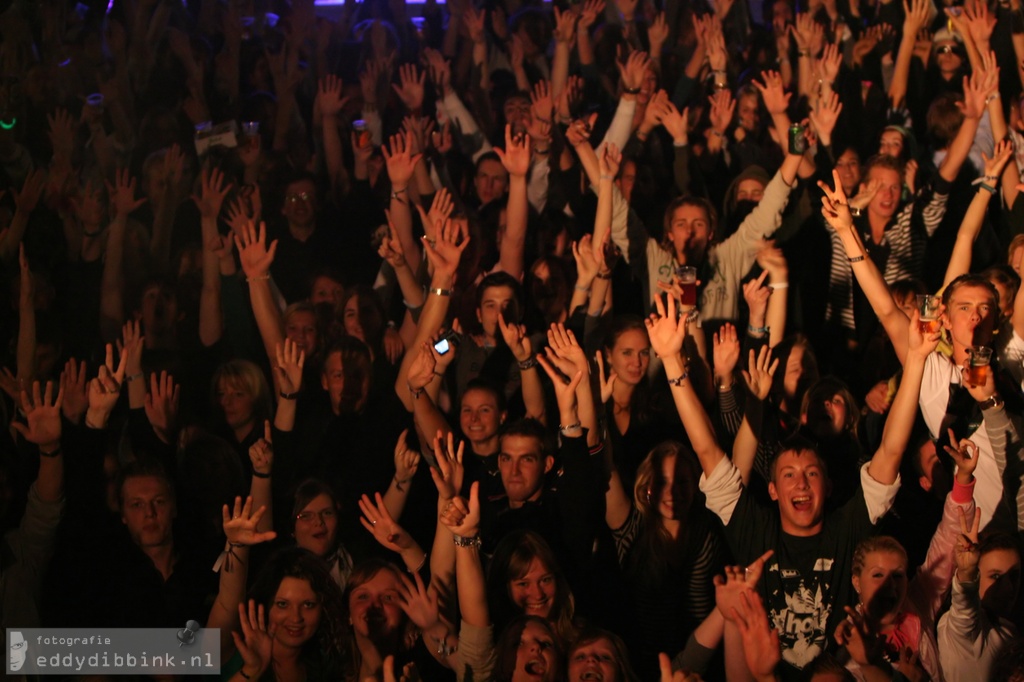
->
[[724, 483, 876, 679]]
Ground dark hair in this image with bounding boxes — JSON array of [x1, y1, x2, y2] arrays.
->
[[476, 271, 523, 311], [768, 434, 828, 483], [291, 479, 340, 543], [463, 377, 508, 414], [567, 629, 640, 682], [341, 559, 416, 676], [631, 441, 711, 581], [769, 334, 819, 412], [978, 531, 1022, 560], [338, 284, 387, 352], [662, 196, 718, 249], [890, 278, 928, 302], [117, 459, 175, 509], [492, 616, 564, 682], [499, 418, 556, 460], [982, 265, 1021, 317], [487, 530, 576, 644], [249, 548, 347, 670], [926, 93, 964, 148], [323, 337, 373, 413]]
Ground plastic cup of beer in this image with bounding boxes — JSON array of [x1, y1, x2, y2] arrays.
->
[[353, 119, 371, 148], [967, 346, 993, 386], [676, 266, 698, 306], [917, 294, 941, 334]]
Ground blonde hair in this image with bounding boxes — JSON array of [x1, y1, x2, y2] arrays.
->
[[852, 536, 908, 577], [211, 359, 273, 424]]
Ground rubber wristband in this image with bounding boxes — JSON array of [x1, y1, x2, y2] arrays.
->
[[768, 282, 789, 290], [252, 471, 271, 479], [848, 255, 865, 263], [126, 372, 145, 383], [978, 183, 996, 195], [748, 325, 769, 334], [559, 421, 581, 433], [623, 86, 641, 95], [595, 272, 613, 280], [279, 390, 300, 400], [39, 446, 63, 458]]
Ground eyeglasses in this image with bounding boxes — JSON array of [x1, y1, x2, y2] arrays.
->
[[296, 509, 336, 523], [286, 191, 313, 204], [936, 45, 956, 55]]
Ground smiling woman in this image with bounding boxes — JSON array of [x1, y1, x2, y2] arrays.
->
[[487, 530, 577, 645]]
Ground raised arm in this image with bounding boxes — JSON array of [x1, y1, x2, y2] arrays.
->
[[647, 296, 727, 477], [383, 130, 425, 268], [943, 141, 1013, 288], [100, 169, 146, 343], [498, 315, 545, 422], [935, 71, 986, 185], [247, 422, 274, 535], [193, 166, 234, 347], [318, 75, 351, 198], [494, 125, 531, 280], [734, 347, 779, 486], [381, 430, 421, 521], [234, 221, 286, 390], [440, 482, 488, 627], [868, 309, 940, 485], [207, 497, 277, 656], [395, 219, 469, 411], [545, 323, 600, 446], [888, 0, 930, 110], [820, 170, 911, 363]]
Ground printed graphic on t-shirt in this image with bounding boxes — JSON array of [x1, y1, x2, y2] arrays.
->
[[767, 558, 834, 669]]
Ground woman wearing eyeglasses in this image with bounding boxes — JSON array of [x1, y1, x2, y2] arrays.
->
[[290, 478, 355, 593]]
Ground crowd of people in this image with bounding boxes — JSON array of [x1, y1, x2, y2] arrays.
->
[[3, 0, 1024, 679]]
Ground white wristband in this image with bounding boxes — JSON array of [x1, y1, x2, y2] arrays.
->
[[768, 282, 789, 290]]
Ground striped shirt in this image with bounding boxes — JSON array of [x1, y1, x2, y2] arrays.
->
[[827, 190, 949, 331]]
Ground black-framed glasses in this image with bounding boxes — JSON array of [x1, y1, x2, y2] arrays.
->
[[936, 45, 956, 55]]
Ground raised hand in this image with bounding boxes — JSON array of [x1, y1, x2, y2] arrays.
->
[[578, 0, 606, 29], [11, 169, 47, 217], [464, 6, 487, 45], [495, 124, 531, 178], [144, 371, 180, 443], [192, 166, 233, 220], [222, 495, 277, 546], [809, 90, 842, 145], [835, 606, 884, 666], [566, 113, 598, 147], [393, 429, 421, 489], [317, 74, 349, 117], [553, 5, 579, 44], [430, 430, 465, 501], [963, 0, 995, 46], [645, 295, 687, 361], [708, 90, 735, 135], [60, 358, 89, 424], [498, 313, 533, 363], [943, 427, 980, 485], [617, 50, 651, 93], [234, 221, 278, 279], [713, 323, 741, 386], [392, 63, 426, 112], [275, 339, 305, 396], [982, 139, 1013, 181], [530, 79, 554, 124], [818, 169, 855, 232], [743, 270, 771, 327], [954, 506, 982, 581], [734, 589, 782, 681], [648, 11, 669, 53], [742, 346, 779, 401], [87, 343, 128, 422], [597, 142, 622, 179], [661, 102, 690, 145], [47, 108, 76, 161], [753, 70, 791, 118], [383, 130, 423, 187], [397, 570, 440, 633], [817, 42, 842, 83], [12, 380, 64, 450], [536, 352, 584, 415], [249, 420, 274, 478], [232, 600, 273, 680], [546, 323, 589, 376], [422, 218, 469, 281], [594, 351, 618, 404], [107, 168, 147, 220], [423, 47, 451, 96], [907, 308, 941, 359], [439, 481, 481, 538], [359, 491, 415, 553]]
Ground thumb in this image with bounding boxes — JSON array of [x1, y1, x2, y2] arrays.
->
[[469, 481, 481, 513]]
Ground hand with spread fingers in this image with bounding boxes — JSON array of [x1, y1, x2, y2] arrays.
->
[[12, 380, 65, 452]]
